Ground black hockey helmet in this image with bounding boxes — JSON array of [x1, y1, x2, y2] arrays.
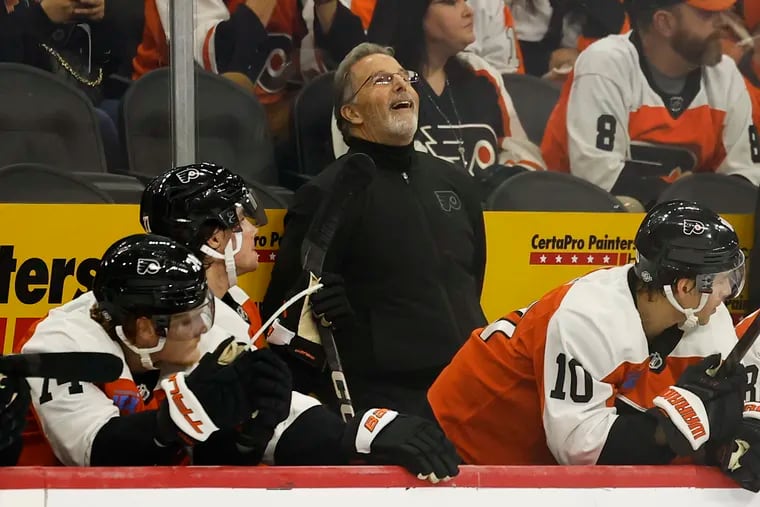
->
[[139, 163, 267, 256], [93, 233, 212, 331], [633, 200, 744, 297]]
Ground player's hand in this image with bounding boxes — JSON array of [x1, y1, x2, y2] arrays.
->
[[310, 273, 355, 330], [236, 349, 293, 456], [342, 409, 461, 484], [156, 337, 258, 444], [0, 373, 30, 453], [648, 354, 745, 456], [717, 405, 760, 492]]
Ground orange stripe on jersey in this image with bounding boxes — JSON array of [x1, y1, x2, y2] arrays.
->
[[428, 283, 574, 465], [736, 309, 760, 338], [202, 26, 216, 72], [503, 5, 525, 75], [350, 0, 376, 31], [541, 72, 574, 172], [473, 69, 512, 137]]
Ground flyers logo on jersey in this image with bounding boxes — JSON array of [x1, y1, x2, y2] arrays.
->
[[434, 191, 462, 212], [683, 219, 706, 236], [136, 258, 161, 275], [176, 168, 201, 184]]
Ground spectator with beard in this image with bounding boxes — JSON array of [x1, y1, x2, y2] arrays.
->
[[541, 0, 760, 208]]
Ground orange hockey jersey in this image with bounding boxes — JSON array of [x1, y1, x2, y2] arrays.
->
[[428, 265, 738, 465]]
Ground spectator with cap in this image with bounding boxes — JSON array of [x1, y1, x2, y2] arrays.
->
[[541, 0, 760, 208]]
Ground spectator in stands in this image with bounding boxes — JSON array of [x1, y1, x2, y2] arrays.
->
[[0, 0, 133, 171], [507, 0, 629, 78], [540, 0, 760, 208], [346, 0, 526, 75], [335, 0, 545, 194], [0, 372, 29, 466], [263, 42, 487, 418], [132, 0, 365, 145]]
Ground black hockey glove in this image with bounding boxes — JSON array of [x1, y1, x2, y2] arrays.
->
[[310, 273, 355, 331], [647, 354, 744, 457], [0, 373, 30, 458], [717, 404, 760, 492], [342, 409, 461, 483], [156, 337, 261, 445], [236, 348, 293, 457]]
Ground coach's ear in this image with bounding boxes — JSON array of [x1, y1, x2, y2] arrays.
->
[[341, 103, 363, 126]]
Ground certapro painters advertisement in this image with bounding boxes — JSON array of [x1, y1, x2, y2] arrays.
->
[[0, 206, 753, 353], [480, 212, 754, 322]]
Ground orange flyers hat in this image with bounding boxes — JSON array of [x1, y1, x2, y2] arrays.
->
[[684, 0, 736, 10], [633, 0, 735, 11]]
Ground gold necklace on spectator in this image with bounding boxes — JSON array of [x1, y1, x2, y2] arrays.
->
[[40, 43, 103, 87], [423, 78, 467, 169]]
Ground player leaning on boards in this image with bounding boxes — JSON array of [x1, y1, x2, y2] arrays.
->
[[17, 234, 278, 466], [139, 164, 460, 481], [429, 200, 760, 490], [541, 0, 760, 207]]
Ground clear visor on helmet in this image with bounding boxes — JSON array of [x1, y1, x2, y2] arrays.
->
[[156, 290, 215, 341], [696, 250, 746, 301], [238, 188, 267, 227]]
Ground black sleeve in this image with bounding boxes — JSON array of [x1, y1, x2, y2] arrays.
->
[[212, 4, 270, 76], [262, 181, 327, 321], [0, 3, 58, 65], [0, 439, 22, 467], [465, 180, 487, 298], [610, 161, 670, 210], [272, 405, 348, 465], [313, 2, 367, 67], [596, 411, 675, 465], [192, 428, 263, 465], [90, 410, 184, 466]]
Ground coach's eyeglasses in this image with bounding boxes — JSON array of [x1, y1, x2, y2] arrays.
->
[[347, 69, 419, 103]]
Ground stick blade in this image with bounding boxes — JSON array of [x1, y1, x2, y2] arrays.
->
[[0, 352, 123, 383]]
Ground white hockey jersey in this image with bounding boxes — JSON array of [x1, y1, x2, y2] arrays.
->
[[19, 291, 319, 466], [541, 33, 760, 189], [429, 265, 740, 465]]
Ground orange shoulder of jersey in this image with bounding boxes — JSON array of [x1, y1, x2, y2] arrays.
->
[[429, 265, 735, 465]]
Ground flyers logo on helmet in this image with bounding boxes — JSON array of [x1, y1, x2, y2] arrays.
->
[[683, 219, 706, 236], [136, 258, 161, 275], [176, 168, 201, 184]]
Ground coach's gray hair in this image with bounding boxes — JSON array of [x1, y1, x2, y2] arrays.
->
[[333, 43, 395, 142]]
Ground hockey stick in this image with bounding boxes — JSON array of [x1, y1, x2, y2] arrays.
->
[[0, 352, 123, 383], [301, 154, 375, 422], [716, 311, 760, 377]]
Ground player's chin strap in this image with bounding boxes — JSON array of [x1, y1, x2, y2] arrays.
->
[[115, 326, 166, 370], [663, 286, 709, 331], [201, 232, 244, 287]]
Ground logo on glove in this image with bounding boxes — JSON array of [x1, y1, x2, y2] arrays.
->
[[364, 408, 389, 432], [661, 387, 707, 440]]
